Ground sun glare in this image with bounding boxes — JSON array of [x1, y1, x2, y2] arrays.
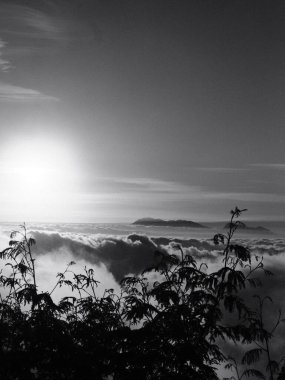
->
[[0, 136, 80, 220]]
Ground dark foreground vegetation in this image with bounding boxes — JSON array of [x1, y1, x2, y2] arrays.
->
[[0, 208, 284, 379]]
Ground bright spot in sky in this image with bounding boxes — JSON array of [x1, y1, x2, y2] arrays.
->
[[0, 136, 81, 220]]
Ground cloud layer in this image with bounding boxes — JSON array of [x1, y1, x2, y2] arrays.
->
[[28, 230, 285, 282], [32, 231, 168, 282]]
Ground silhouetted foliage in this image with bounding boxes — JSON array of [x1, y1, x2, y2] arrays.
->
[[0, 208, 283, 379]]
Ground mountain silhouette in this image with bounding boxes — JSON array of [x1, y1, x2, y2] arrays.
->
[[224, 222, 272, 233], [133, 218, 208, 228]]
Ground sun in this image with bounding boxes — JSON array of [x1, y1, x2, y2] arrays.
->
[[0, 135, 80, 220]]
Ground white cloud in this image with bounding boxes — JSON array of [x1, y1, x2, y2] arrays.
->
[[109, 177, 202, 194], [31, 231, 167, 282], [250, 163, 285, 170], [194, 167, 249, 173], [102, 177, 285, 204], [0, 4, 68, 43], [0, 82, 59, 102], [0, 3, 71, 73], [77, 177, 285, 220], [209, 191, 285, 203], [0, 39, 11, 72], [194, 164, 285, 173]]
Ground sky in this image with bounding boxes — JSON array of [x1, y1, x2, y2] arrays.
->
[[0, 0, 284, 222]]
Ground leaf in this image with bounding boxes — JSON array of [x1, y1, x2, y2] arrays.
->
[[9, 240, 19, 246], [227, 270, 246, 289], [17, 262, 29, 275], [224, 294, 249, 317], [243, 369, 265, 379], [242, 348, 263, 365], [10, 231, 17, 239], [213, 234, 225, 245], [230, 244, 251, 262], [231, 207, 248, 218], [266, 360, 279, 373], [28, 237, 36, 246]]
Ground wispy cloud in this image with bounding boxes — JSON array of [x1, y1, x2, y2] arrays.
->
[[204, 191, 285, 203], [0, 82, 59, 102], [83, 177, 285, 205], [194, 167, 249, 173], [78, 177, 205, 206], [0, 4, 66, 97], [109, 177, 201, 194], [0, 4, 68, 42], [0, 39, 11, 72], [0, 3, 71, 70], [19, 7, 66, 40], [193, 164, 285, 173], [250, 163, 285, 170]]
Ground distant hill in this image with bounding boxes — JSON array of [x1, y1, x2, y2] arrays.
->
[[133, 218, 208, 228], [224, 222, 272, 233]]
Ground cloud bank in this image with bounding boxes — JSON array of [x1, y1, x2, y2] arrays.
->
[[29, 230, 285, 282], [32, 231, 168, 282]]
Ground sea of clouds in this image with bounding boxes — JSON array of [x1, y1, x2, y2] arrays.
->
[[0, 223, 285, 377], [0, 223, 284, 295]]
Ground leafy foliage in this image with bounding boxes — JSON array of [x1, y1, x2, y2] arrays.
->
[[0, 208, 283, 379]]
